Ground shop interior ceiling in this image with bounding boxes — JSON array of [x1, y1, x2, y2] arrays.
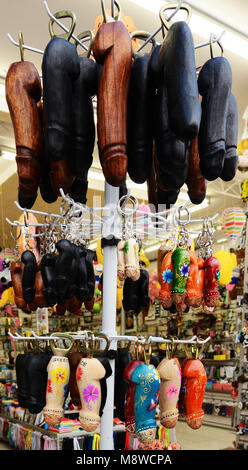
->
[[0, 0, 248, 256]]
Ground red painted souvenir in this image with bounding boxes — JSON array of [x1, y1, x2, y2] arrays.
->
[[204, 256, 221, 307], [180, 358, 207, 429], [159, 251, 173, 309], [185, 251, 201, 308]]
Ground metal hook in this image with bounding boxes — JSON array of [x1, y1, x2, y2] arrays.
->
[[43, 1, 88, 52], [18, 31, 25, 61], [50, 332, 75, 357], [101, 0, 121, 23], [130, 30, 157, 58], [74, 31, 94, 58], [48, 9, 76, 42], [7, 33, 44, 55], [159, 1, 191, 37], [210, 32, 224, 58]]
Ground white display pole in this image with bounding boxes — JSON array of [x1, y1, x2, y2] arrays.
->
[[100, 181, 120, 450]]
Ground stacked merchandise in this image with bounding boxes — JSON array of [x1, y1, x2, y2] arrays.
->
[[47, 417, 81, 434]]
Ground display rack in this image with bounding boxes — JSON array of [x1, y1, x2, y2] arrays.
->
[[4, 0, 227, 451]]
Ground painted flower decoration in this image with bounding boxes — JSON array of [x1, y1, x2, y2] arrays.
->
[[180, 263, 189, 277], [83, 384, 99, 405], [162, 269, 173, 284], [166, 384, 179, 399], [51, 366, 68, 391], [76, 366, 83, 382], [216, 270, 220, 281]]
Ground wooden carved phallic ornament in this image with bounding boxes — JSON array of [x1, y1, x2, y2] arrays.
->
[[127, 53, 153, 184], [196, 257, 205, 307], [124, 238, 140, 281], [93, 11, 139, 51], [186, 136, 206, 205], [171, 248, 190, 312], [220, 93, 239, 182], [159, 21, 201, 142], [10, 261, 27, 310], [5, 60, 43, 209], [117, 240, 126, 281], [157, 243, 170, 284], [159, 251, 173, 309], [180, 358, 207, 429], [185, 251, 201, 308], [21, 250, 37, 305], [28, 260, 48, 310], [43, 355, 70, 427], [157, 357, 181, 428], [42, 37, 79, 195], [68, 351, 85, 407], [204, 256, 221, 307], [198, 57, 232, 181], [131, 363, 160, 445], [114, 350, 133, 422], [92, 20, 132, 186], [123, 360, 143, 437], [76, 357, 106, 432]]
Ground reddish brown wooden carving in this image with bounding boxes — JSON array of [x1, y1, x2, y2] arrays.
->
[[93, 21, 132, 186]]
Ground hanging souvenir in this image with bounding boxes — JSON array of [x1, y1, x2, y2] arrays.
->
[[159, 7, 201, 142], [92, 4, 132, 186], [159, 251, 173, 309], [42, 20, 79, 195], [114, 346, 132, 422], [76, 333, 110, 432], [198, 44, 232, 180], [69, 31, 100, 203], [186, 135, 206, 205], [127, 32, 154, 184], [179, 342, 207, 429], [5, 38, 43, 209], [123, 357, 143, 437], [185, 251, 202, 308], [220, 93, 238, 181], [157, 341, 181, 429], [171, 246, 190, 313], [130, 352, 160, 445], [43, 333, 74, 427]]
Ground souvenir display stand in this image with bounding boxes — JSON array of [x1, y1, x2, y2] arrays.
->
[[2, 0, 240, 452]]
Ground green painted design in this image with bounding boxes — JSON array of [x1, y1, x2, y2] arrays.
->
[[124, 241, 129, 254], [171, 248, 190, 294]]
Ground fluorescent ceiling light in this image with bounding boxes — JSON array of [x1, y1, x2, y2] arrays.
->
[[217, 237, 227, 243], [0, 84, 5, 97], [88, 242, 97, 250], [1, 151, 15, 160], [144, 242, 161, 253], [188, 199, 209, 213], [88, 169, 105, 182], [190, 232, 199, 239], [129, 0, 248, 60]]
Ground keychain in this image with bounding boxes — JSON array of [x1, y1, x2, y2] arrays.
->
[[179, 339, 207, 429], [76, 332, 110, 432], [130, 341, 160, 445], [43, 333, 74, 427], [157, 338, 181, 429], [203, 221, 221, 308]]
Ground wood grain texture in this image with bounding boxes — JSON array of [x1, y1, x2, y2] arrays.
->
[[10, 260, 27, 310], [5, 61, 43, 207], [93, 21, 132, 186], [186, 135, 206, 204]]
